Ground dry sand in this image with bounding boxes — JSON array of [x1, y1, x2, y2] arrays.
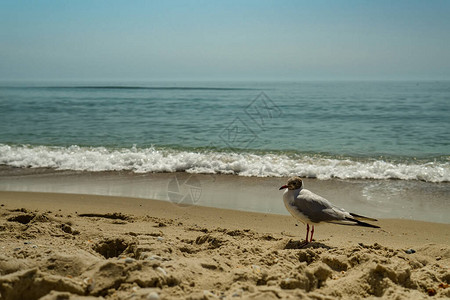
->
[[0, 191, 449, 299]]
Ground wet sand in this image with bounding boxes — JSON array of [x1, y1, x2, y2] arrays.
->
[[0, 191, 449, 299], [0, 168, 449, 223]]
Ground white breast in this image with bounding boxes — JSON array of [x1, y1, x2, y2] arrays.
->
[[283, 189, 311, 224]]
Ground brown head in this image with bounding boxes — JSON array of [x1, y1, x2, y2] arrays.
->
[[279, 176, 303, 190]]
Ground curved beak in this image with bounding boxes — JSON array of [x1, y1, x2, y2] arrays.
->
[[279, 185, 287, 190]]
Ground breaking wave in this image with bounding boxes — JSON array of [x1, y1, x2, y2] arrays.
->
[[0, 144, 448, 183]]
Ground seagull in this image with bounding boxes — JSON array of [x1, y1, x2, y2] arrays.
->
[[279, 176, 380, 246]]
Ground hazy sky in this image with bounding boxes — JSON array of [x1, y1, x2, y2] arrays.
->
[[1, 0, 449, 81]]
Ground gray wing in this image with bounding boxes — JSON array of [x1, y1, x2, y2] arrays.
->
[[294, 189, 352, 223]]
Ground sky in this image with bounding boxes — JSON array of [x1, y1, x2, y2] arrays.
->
[[1, 0, 450, 81]]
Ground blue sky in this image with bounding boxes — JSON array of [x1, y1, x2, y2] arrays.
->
[[1, 0, 449, 81]]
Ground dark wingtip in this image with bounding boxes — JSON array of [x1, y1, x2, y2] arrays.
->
[[350, 212, 378, 222], [346, 217, 381, 229]]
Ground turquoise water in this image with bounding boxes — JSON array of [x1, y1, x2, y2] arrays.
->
[[0, 81, 449, 182]]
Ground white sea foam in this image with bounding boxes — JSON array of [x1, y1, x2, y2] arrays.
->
[[0, 144, 448, 183]]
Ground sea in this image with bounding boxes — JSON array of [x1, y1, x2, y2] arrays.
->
[[0, 81, 449, 222]]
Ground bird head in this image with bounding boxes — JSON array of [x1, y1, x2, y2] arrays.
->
[[279, 176, 303, 190]]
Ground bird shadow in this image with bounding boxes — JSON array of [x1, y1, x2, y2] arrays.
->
[[284, 239, 332, 250]]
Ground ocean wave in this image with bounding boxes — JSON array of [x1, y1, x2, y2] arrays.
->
[[0, 144, 448, 183]]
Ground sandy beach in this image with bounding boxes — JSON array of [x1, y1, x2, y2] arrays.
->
[[0, 191, 449, 300], [2, 0, 450, 299]]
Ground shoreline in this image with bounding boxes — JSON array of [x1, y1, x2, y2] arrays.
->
[[1, 191, 449, 248], [1, 168, 449, 224], [0, 191, 449, 299]]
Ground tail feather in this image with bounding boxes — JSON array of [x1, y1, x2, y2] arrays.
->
[[350, 212, 378, 222], [346, 217, 380, 228]]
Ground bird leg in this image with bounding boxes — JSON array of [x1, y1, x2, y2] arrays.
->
[[296, 224, 313, 248], [295, 224, 310, 248], [305, 224, 310, 243]]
